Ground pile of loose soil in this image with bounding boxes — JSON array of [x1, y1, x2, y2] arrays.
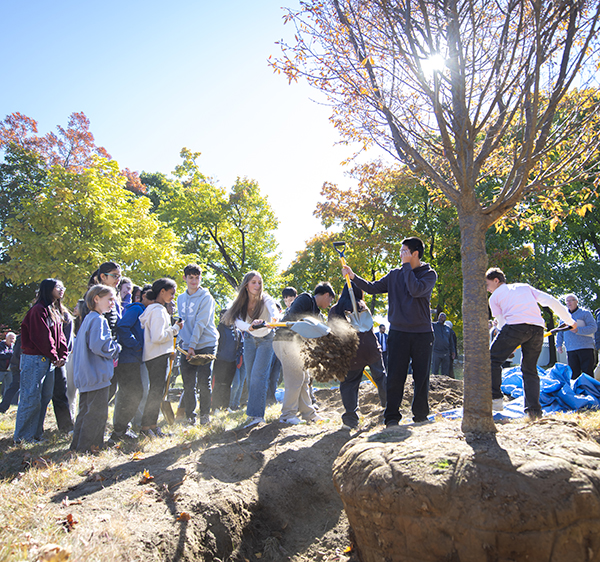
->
[[6, 375, 464, 561]]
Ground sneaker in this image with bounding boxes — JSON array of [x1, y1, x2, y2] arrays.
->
[[153, 427, 170, 438], [385, 420, 400, 428], [492, 398, 504, 411], [280, 416, 302, 425], [244, 417, 265, 428], [140, 428, 157, 439], [199, 415, 211, 425], [412, 417, 429, 424], [110, 428, 138, 442], [341, 423, 356, 431]]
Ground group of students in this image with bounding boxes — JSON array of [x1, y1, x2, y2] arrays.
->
[[7, 259, 391, 451]]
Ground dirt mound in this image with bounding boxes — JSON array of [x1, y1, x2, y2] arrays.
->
[[10, 375, 463, 561], [333, 417, 600, 562]]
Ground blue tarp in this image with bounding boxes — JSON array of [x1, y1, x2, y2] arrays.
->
[[433, 363, 600, 421]]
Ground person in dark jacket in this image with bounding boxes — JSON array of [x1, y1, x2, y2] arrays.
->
[[14, 279, 69, 443], [329, 283, 387, 429], [342, 236, 437, 426], [110, 285, 151, 442], [211, 310, 243, 411], [0, 335, 21, 412]]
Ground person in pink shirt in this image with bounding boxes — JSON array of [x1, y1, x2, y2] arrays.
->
[[486, 268, 575, 420]]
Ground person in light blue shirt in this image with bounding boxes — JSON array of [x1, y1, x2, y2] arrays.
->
[[556, 294, 597, 380]]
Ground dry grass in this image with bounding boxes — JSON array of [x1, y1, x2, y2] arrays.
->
[[0, 403, 283, 562], [1, 401, 599, 561]]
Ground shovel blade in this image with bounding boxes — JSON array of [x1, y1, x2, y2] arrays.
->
[[290, 317, 331, 339]]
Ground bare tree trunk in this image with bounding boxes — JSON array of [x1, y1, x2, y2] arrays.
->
[[458, 205, 496, 433]]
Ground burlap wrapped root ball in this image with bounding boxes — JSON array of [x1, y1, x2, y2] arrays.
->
[[301, 318, 359, 382], [333, 419, 600, 562]]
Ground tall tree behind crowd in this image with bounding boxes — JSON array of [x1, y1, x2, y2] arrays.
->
[[273, 0, 600, 432], [157, 148, 281, 301]]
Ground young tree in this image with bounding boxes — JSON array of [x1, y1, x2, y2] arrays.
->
[[274, 0, 600, 432]]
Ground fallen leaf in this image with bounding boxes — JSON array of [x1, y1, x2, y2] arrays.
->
[[139, 469, 154, 485], [131, 451, 144, 461], [59, 513, 78, 532], [176, 512, 191, 521], [255, 554, 262, 559]]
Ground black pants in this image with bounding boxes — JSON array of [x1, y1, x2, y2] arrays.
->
[[385, 330, 434, 424], [180, 347, 214, 421], [431, 351, 451, 377], [141, 354, 170, 428], [71, 387, 109, 452], [52, 365, 73, 432], [340, 355, 387, 428], [112, 361, 143, 434], [567, 348, 596, 380], [491, 323, 543, 412], [212, 359, 237, 410]]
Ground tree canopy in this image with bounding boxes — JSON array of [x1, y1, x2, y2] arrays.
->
[[274, 0, 600, 432]]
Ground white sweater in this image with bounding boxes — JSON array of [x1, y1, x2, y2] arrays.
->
[[139, 303, 181, 362]]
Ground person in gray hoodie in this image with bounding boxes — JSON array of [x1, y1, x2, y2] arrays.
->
[[176, 264, 219, 425], [71, 285, 121, 452]]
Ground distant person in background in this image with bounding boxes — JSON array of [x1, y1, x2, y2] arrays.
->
[[0, 334, 20, 412], [556, 294, 597, 380], [376, 325, 389, 372], [282, 287, 298, 310], [0, 332, 16, 399], [14, 279, 68, 443], [431, 313, 453, 378], [118, 277, 134, 305], [445, 320, 458, 379]]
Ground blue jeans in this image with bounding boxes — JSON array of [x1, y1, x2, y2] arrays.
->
[[244, 332, 275, 418], [14, 354, 55, 442]]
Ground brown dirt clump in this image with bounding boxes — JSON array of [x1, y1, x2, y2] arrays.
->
[[301, 321, 359, 383], [333, 417, 600, 562]]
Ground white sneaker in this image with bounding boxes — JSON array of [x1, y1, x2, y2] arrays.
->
[[492, 398, 504, 411], [280, 416, 302, 425], [244, 417, 265, 428]]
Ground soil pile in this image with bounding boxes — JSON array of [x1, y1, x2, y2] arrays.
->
[[5, 376, 464, 561]]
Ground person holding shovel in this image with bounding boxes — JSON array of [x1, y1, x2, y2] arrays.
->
[[273, 282, 335, 425], [342, 236, 437, 426], [486, 268, 576, 418], [176, 264, 219, 426]]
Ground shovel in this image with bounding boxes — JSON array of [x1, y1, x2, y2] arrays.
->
[[333, 241, 374, 332], [258, 317, 331, 339], [160, 352, 176, 425]]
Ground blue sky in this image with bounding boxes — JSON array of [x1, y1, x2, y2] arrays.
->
[[1, 0, 366, 269]]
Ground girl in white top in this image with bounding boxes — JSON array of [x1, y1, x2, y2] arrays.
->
[[138, 278, 183, 437], [223, 271, 279, 426]]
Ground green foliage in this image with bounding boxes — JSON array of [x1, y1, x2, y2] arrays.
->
[[0, 158, 187, 308], [158, 149, 281, 305]]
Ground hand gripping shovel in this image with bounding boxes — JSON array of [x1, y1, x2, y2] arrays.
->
[[258, 317, 331, 339], [333, 241, 374, 332]]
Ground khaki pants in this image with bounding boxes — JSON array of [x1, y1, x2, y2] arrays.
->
[[273, 340, 316, 421]]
